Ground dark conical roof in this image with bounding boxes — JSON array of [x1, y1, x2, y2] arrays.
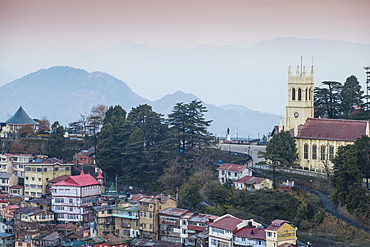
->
[[5, 107, 38, 125]]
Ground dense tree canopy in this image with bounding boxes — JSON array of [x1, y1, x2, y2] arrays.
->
[[97, 101, 214, 192], [314, 76, 364, 119], [46, 121, 65, 158], [331, 144, 369, 213]]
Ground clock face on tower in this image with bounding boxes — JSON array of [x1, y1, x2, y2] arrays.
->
[[294, 112, 299, 118]]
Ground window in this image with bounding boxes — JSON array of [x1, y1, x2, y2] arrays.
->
[[305, 88, 308, 101], [234, 172, 237, 176], [329, 146, 334, 160], [26, 177, 29, 180], [54, 167, 59, 171], [298, 88, 302, 100], [25, 167, 31, 171], [292, 88, 296, 100], [19, 165, 23, 168], [69, 199, 73, 203], [267, 232, 272, 237], [43, 168, 47, 172], [66, 167, 70, 171], [304, 144, 309, 159], [37, 168, 42, 172], [32, 177, 35, 181], [321, 145, 326, 160], [312, 145, 317, 160]]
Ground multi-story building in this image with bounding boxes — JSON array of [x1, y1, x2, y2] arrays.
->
[[138, 195, 177, 239], [0, 173, 18, 193], [93, 204, 116, 236], [265, 219, 297, 247], [159, 208, 190, 244], [24, 157, 73, 197], [0, 233, 15, 247], [113, 199, 140, 238], [217, 163, 253, 184], [183, 213, 218, 247], [0, 153, 34, 185], [13, 206, 55, 247], [51, 170, 103, 224], [208, 214, 261, 247]]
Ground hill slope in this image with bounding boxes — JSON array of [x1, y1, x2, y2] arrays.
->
[[0, 66, 280, 137]]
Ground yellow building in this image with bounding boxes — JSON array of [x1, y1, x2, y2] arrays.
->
[[265, 219, 297, 247], [138, 195, 177, 239], [24, 158, 72, 197], [281, 65, 369, 173]]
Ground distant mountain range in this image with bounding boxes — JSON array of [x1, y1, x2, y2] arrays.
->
[[0, 66, 281, 137], [1, 37, 369, 117]]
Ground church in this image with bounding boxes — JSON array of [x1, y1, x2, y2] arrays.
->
[[279, 65, 369, 174]]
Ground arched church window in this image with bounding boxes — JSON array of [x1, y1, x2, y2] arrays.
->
[[304, 144, 309, 159], [329, 145, 334, 160], [298, 88, 302, 101], [309, 88, 312, 100], [292, 88, 296, 100], [321, 145, 326, 160], [312, 145, 317, 160]]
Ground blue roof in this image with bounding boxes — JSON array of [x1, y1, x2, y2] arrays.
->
[[5, 106, 38, 125]]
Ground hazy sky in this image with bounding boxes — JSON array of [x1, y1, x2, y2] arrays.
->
[[1, 0, 369, 51], [1, 0, 370, 116]]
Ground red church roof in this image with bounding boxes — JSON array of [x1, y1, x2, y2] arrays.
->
[[97, 170, 104, 179], [296, 118, 368, 141]]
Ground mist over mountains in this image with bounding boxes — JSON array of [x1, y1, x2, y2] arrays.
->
[[1, 37, 368, 137], [0, 66, 280, 137], [1, 37, 369, 117]]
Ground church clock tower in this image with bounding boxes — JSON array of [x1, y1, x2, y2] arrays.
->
[[285, 65, 314, 133]]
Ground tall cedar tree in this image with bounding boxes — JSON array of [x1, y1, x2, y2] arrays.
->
[[167, 100, 213, 157], [46, 121, 65, 159], [264, 130, 298, 188], [331, 144, 368, 213], [314, 81, 342, 118], [97, 106, 133, 181], [354, 135, 370, 189], [127, 104, 168, 188], [340, 75, 364, 117]]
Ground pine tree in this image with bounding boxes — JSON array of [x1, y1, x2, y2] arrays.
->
[[167, 100, 213, 157], [331, 145, 368, 213], [264, 130, 298, 188], [340, 75, 363, 117], [314, 81, 342, 118], [46, 121, 65, 159]]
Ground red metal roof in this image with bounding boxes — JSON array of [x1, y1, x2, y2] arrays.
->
[[296, 118, 368, 141], [208, 215, 243, 232], [217, 163, 250, 172], [53, 173, 100, 187], [266, 220, 289, 231], [234, 227, 265, 239]]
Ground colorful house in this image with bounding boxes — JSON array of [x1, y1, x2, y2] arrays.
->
[[51, 170, 103, 224], [265, 219, 297, 247]]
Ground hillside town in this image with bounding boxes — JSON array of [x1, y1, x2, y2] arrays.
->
[[0, 65, 369, 247]]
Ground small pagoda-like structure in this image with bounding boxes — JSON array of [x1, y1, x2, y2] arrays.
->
[[0, 106, 38, 139]]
